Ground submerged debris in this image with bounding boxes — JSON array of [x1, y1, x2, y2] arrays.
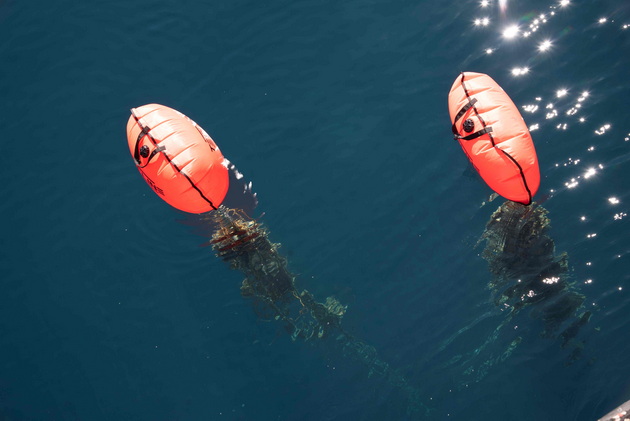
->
[[203, 206, 427, 416], [478, 201, 590, 353], [207, 206, 344, 340], [433, 201, 593, 387]]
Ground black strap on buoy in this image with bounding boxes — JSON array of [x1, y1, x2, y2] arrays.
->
[[452, 73, 495, 144], [137, 145, 166, 169], [133, 123, 165, 169], [131, 111, 168, 168], [133, 125, 151, 165], [451, 98, 477, 135], [456, 126, 494, 141]]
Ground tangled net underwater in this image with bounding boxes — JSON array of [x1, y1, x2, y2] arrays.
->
[[458, 201, 593, 380], [199, 206, 428, 416], [479, 200, 591, 350], [429, 200, 592, 387]]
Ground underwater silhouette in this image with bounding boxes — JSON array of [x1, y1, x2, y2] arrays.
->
[[428, 199, 592, 386], [479, 201, 590, 349], [198, 205, 427, 416]]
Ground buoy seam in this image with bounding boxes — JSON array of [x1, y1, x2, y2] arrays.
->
[[458, 73, 532, 205], [130, 110, 218, 211], [495, 149, 533, 205]]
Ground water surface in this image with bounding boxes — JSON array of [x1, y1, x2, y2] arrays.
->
[[1, 0, 629, 419]]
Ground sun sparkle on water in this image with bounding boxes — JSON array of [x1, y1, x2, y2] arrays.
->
[[538, 39, 552, 52], [474, 17, 490, 27], [511, 67, 529, 76], [556, 88, 568, 98], [502, 24, 519, 39]]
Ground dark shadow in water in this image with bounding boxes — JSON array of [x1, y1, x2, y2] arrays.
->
[[180, 163, 428, 418], [430, 200, 592, 387], [479, 201, 590, 353]]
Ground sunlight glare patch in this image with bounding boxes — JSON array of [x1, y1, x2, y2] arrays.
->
[[502, 24, 519, 39], [473, 17, 490, 27], [594, 124, 611, 135], [565, 178, 578, 188], [556, 88, 568, 98], [538, 39, 552, 52], [522, 104, 539, 113], [583, 167, 597, 179], [511, 67, 529, 76]]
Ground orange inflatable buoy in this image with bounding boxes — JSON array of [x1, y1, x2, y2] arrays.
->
[[448, 72, 540, 205], [126, 104, 229, 213]]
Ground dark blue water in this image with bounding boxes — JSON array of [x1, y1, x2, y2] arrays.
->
[[1, 0, 629, 419]]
